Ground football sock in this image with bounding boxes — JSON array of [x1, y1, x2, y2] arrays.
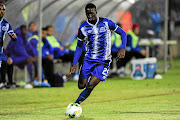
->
[[75, 89, 91, 104]]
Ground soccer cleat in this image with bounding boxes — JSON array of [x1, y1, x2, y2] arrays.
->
[[10, 84, 16, 89], [0, 83, 6, 89], [119, 71, 131, 77], [73, 74, 79, 81], [72, 103, 77, 106], [24, 84, 33, 89]]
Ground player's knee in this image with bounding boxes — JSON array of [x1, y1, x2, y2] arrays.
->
[[78, 83, 86, 89], [78, 78, 87, 89], [78, 85, 85, 89]]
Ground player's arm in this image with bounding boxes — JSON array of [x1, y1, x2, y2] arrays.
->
[[114, 27, 127, 50], [70, 40, 83, 74], [70, 28, 85, 74], [108, 19, 127, 59], [7, 24, 17, 41]]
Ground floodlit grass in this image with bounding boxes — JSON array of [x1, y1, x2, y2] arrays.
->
[[0, 60, 180, 120]]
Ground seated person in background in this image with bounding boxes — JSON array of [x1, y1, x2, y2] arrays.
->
[[110, 23, 122, 73], [117, 24, 146, 75], [28, 21, 38, 37], [28, 27, 54, 84], [0, 51, 14, 89], [27, 21, 39, 78], [46, 25, 69, 60], [6, 25, 37, 83]]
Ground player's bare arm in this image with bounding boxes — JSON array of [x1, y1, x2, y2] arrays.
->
[[70, 64, 77, 74], [9, 33, 17, 39], [117, 48, 126, 61]]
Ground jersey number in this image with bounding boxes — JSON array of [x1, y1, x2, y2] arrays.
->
[[102, 68, 108, 77]]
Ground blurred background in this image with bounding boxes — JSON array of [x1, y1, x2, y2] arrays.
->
[[2, 0, 180, 53], [0, 0, 180, 87]]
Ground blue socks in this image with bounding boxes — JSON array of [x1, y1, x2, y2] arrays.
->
[[75, 89, 91, 104]]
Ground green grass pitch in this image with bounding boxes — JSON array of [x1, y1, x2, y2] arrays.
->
[[0, 60, 180, 120]]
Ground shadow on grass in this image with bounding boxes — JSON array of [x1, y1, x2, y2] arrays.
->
[[107, 77, 131, 81], [63, 116, 94, 120], [111, 111, 180, 115]]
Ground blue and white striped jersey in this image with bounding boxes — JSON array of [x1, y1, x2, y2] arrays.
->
[[0, 18, 14, 39], [0, 18, 15, 67], [77, 17, 126, 61], [0, 18, 14, 48]]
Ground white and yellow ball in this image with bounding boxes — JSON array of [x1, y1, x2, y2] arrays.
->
[[66, 103, 82, 118]]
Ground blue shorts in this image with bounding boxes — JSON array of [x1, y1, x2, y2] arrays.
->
[[80, 58, 111, 81]]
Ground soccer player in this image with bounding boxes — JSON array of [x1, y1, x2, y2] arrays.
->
[[0, 3, 17, 88], [0, 3, 17, 64], [70, 3, 127, 104]]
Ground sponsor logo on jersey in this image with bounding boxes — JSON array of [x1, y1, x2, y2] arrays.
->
[[88, 30, 92, 33], [2, 26, 7, 31], [100, 27, 106, 32]]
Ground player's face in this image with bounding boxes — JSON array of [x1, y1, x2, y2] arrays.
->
[[134, 28, 139, 35], [86, 8, 97, 22], [48, 27, 54, 35], [42, 30, 47, 39], [21, 28, 27, 35], [0, 6, 5, 18], [29, 23, 37, 32]]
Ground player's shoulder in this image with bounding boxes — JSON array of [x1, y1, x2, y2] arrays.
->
[[99, 17, 111, 23], [79, 21, 88, 29], [2, 18, 9, 24]]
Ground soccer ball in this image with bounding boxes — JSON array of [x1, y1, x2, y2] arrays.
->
[[66, 103, 82, 118]]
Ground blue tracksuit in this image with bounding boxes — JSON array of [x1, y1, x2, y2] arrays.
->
[[29, 36, 54, 59], [6, 31, 36, 64]]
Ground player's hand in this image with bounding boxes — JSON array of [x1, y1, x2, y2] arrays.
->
[[60, 46, 64, 51], [43, 79, 48, 83], [140, 50, 146, 56], [27, 58, 32, 63], [7, 57, 13, 65], [70, 64, 77, 74], [47, 55, 53, 60], [56, 59, 62, 63], [116, 48, 126, 61], [32, 56, 37, 62], [9, 33, 17, 39]]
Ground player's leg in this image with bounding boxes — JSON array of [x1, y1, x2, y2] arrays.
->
[[75, 75, 100, 104], [75, 59, 99, 104], [74, 60, 90, 104], [33, 62, 38, 78], [116, 51, 133, 74], [77, 59, 91, 89], [130, 50, 146, 62], [7, 63, 13, 85], [78, 78, 88, 89], [86, 75, 101, 95], [27, 63, 33, 83], [74, 78, 88, 104], [42, 58, 54, 84], [0, 60, 7, 84]]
